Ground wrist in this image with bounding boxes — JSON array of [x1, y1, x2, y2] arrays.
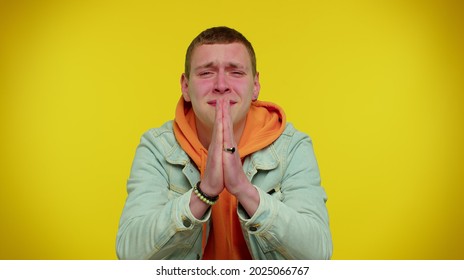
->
[[193, 182, 219, 206], [232, 181, 255, 200], [234, 183, 260, 217]]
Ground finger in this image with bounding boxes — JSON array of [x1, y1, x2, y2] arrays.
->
[[215, 99, 224, 151], [221, 98, 248, 194], [201, 100, 224, 196], [209, 100, 221, 149], [222, 97, 236, 153], [207, 99, 223, 156]]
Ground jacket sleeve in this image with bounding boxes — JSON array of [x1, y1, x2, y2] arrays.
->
[[116, 130, 209, 259], [238, 131, 333, 260]]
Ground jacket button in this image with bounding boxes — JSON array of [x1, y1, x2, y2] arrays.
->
[[249, 225, 259, 232], [182, 216, 192, 228]]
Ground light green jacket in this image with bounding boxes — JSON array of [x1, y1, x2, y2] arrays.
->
[[116, 121, 332, 259]]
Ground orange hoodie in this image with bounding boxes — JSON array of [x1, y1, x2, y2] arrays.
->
[[173, 96, 286, 259]]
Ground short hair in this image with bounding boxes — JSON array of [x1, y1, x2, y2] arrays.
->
[[184, 26, 257, 78]]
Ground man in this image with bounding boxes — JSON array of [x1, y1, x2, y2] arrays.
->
[[116, 26, 332, 260]]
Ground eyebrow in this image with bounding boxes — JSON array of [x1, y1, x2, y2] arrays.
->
[[194, 62, 246, 71], [194, 62, 214, 71]]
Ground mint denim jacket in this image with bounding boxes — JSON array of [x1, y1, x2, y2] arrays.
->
[[116, 121, 332, 259]]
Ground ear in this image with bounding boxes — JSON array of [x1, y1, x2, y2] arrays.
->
[[252, 72, 260, 101], [180, 73, 191, 102]]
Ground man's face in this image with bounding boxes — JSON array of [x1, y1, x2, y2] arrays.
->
[[181, 43, 260, 136]]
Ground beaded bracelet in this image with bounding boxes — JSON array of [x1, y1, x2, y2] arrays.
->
[[193, 182, 219, 206]]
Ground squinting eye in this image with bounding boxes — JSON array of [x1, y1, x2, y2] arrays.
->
[[199, 71, 213, 77], [231, 71, 245, 76]]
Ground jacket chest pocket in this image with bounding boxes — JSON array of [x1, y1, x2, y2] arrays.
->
[[267, 184, 283, 201], [167, 163, 198, 199], [251, 170, 284, 202]]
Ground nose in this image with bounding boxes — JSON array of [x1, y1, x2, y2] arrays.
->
[[213, 72, 230, 94]]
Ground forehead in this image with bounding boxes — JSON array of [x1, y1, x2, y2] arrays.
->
[[190, 43, 252, 68]]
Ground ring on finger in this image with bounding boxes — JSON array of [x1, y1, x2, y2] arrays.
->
[[223, 147, 236, 154]]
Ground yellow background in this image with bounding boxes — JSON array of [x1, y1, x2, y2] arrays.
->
[[1, 0, 463, 259]]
